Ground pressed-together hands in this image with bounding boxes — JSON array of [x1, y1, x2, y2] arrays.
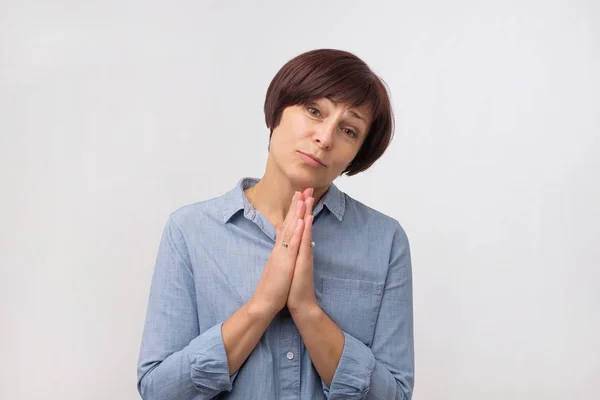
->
[[224, 188, 345, 383], [251, 188, 319, 319]]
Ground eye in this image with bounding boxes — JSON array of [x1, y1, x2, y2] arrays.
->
[[342, 127, 358, 138], [307, 106, 321, 117]]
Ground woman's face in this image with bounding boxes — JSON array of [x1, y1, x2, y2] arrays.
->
[[269, 97, 372, 189]]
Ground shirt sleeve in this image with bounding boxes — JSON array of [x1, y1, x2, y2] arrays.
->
[[136, 215, 238, 400], [322, 222, 415, 399]]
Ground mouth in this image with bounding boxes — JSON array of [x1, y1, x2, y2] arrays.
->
[[297, 151, 327, 167]]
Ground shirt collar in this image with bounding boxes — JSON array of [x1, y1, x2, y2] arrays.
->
[[222, 177, 345, 223]]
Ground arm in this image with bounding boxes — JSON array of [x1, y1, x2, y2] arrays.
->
[[136, 216, 273, 400], [293, 223, 415, 400], [222, 300, 273, 375], [138, 193, 306, 400], [292, 306, 345, 386]]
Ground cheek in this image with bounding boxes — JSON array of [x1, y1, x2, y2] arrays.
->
[[328, 151, 355, 173], [270, 126, 296, 154], [342, 144, 361, 162], [276, 114, 307, 141], [289, 116, 312, 139]]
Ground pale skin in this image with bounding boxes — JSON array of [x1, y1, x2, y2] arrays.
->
[[221, 98, 372, 385]]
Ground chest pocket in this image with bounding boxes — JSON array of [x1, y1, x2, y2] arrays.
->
[[316, 276, 384, 347]]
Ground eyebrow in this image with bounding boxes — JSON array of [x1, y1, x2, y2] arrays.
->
[[325, 98, 367, 123], [348, 109, 366, 123]]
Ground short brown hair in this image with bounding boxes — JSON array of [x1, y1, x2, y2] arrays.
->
[[264, 49, 394, 176]]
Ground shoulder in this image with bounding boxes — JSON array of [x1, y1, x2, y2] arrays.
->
[[343, 192, 409, 243], [165, 192, 228, 235]]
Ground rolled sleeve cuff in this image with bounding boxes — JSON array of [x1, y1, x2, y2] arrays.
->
[[322, 331, 376, 399], [189, 323, 238, 393]]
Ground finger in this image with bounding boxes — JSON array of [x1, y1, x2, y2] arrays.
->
[[298, 214, 314, 260], [302, 187, 313, 199], [280, 198, 305, 246], [279, 192, 301, 240], [287, 218, 304, 256], [281, 191, 300, 229], [304, 195, 314, 220]]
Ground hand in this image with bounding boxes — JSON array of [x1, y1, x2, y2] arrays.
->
[[250, 191, 306, 319], [287, 188, 320, 316]]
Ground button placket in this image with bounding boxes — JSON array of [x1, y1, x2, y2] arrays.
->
[[279, 317, 301, 399]]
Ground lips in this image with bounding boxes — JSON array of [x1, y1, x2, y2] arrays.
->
[[298, 151, 326, 167]]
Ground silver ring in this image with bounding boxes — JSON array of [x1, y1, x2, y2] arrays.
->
[[310, 241, 315, 248], [282, 241, 289, 248]]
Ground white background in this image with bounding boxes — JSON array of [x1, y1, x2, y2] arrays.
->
[[1, 1, 599, 399]]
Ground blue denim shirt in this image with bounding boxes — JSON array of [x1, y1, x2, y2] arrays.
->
[[137, 178, 414, 399]]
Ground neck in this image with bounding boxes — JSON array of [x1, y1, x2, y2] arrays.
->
[[247, 156, 329, 228]]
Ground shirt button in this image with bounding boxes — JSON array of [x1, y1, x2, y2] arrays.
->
[[286, 351, 294, 360]]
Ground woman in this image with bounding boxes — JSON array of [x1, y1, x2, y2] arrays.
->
[[137, 49, 414, 399]]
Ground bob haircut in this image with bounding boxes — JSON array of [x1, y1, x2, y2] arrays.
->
[[264, 49, 394, 176]]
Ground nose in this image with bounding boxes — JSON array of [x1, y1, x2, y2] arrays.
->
[[314, 123, 334, 150]]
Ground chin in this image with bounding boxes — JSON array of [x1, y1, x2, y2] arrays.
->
[[285, 167, 329, 190]]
